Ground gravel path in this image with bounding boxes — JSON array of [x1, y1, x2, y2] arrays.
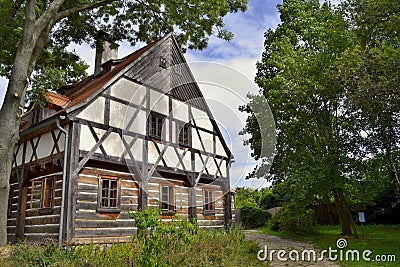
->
[[244, 230, 339, 267]]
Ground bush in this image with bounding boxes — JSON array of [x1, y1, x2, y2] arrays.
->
[[267, 203, 316, 235], [240, 204, 271, 229], [259, 192, 280, 210]]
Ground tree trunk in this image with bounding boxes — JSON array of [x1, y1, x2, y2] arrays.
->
[[333, 188, 358, 237], [386, 145, 400, 196], [0, 90, 23, 246]]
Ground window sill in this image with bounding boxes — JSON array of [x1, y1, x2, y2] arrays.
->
[[161, 210, 176, 216], [203, 211, 216, 216], [97, 208, 121, 213], [178, 144, 191, 149]]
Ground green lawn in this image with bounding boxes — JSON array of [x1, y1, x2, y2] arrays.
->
[[262, 224, 400, 267]]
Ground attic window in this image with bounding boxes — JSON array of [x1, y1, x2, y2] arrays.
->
[[159, 56, 168, 68]]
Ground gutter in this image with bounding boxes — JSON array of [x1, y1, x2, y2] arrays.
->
[[56, 115, 69, 247]]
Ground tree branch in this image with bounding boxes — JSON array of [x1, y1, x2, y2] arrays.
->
[[54, 0, 117, 22], [1, 0, 24, 28], [34, 0, 66, 33]]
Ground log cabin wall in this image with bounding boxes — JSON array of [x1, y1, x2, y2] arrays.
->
[[7, 126, 67, 243], [72, 168, 225, 244], [73, 167, 138, 244], [23, 173, 63, 242]]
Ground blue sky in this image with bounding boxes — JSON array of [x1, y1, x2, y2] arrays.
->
[[0, 0, 341, 189]]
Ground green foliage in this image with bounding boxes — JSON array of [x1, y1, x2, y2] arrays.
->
[[267, 203, 316, 235], [241, 0, 400, 235], [3, 226, 262, 266], [234, 187, 283, 229], [234, 187, 262, 208], [258, 191, 281, 210], [240, 204, 271, 229]]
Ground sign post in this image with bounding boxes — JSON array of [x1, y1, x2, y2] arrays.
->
[[358, 212, 365, 238]]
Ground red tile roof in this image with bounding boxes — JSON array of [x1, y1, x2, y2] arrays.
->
[[45, 91, 70, 107], [62, 38, 159, 110]]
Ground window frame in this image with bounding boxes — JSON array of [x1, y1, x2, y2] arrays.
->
[[178, 122, 191, 147], [8, 187, 14, 216], [30, 177, 55, 211], [97, 176, 121, 213], [160, 185, 175, 215], [203, 189, 215, 215], [148, 112, 166, 140], [159, 56, 168, 68]]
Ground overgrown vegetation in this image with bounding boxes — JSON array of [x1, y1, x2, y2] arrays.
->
[[234, 187, 281, 229], [1, 209, 262, 266]]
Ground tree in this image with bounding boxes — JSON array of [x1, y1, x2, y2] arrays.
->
[[337, 0, 400, 196], [242, 0, 360, 236], [0, 0, 248, 246]]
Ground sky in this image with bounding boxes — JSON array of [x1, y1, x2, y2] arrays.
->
[[0, 0, 341, 189]]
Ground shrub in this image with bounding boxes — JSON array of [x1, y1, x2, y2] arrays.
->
[[240, 204, 271, 229], [268, 203, 316, 235], [259, 192, 280, 210]]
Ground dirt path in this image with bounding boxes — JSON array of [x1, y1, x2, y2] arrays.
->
[[244, 230, 339, 267]]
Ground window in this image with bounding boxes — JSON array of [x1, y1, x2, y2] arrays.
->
[[159, 56, 168, 68], [30, 178, 54, 209], [160, 185, 175, 213], [98, 177, 120, 212], [8, 188, 14, 216], [178, 123, 191, 147], [148, 112, 165, 140], [203, 190, 215, 214]]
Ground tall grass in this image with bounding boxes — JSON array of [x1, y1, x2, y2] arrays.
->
[[2, 210, 264, 266]]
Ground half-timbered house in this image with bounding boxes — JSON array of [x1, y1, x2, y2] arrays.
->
[[7, 33, 233, 244]]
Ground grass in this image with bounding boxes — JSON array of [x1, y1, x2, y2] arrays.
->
[[262, 224, 400, 267], [0, 228, 266, 267]]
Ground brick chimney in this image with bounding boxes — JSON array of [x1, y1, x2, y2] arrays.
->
[[94, 31, 119, 75]]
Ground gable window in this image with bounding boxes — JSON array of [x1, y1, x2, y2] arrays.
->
[[203, 190, 215, 214], [178, 123, 191, 147], [148, 112, 165, 140], [160, 185, 175, 214], [98, 176, 120, 212], [159, 56, 168, 68], [30, 178, 54, 209]]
